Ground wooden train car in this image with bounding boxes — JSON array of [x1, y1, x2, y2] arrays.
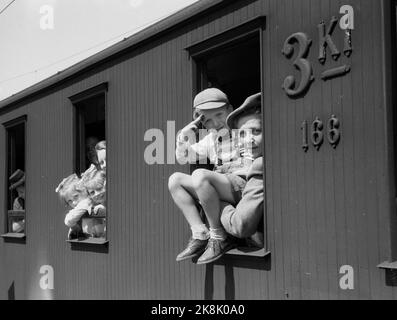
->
[[1, 0, 397, 299]]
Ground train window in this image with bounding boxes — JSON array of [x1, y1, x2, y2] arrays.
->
[[66, 84, 108, 245], [2, 116, 27, 239], [186, 20, 269, 259]]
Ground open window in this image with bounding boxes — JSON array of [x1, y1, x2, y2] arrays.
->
[[186, 17, 269, 258], [68, 83, 108, 245], [2, 116, 26, 239]]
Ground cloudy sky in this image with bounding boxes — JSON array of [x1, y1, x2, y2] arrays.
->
[[0, 0, 199, 101]]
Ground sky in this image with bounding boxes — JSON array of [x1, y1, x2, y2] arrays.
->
[[0, 0, 199, 101]]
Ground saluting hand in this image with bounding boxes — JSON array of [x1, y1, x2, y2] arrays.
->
[[179, 114, 204, 141]]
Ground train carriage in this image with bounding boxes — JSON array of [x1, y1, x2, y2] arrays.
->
[[0, 0, 397, 299]]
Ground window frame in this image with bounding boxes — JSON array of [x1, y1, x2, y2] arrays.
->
[[1, 115, 27, 240], [378, 0, 397, 283], [186, 16, 269, 258], [68, 83, 109, 246]]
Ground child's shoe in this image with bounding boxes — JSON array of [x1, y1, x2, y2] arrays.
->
[[196, 236, 238, 265], [176, 238, 208, 262]]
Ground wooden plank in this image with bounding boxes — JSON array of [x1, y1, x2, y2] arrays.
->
[[227, 247, 270, 257], [66, 238, 109, 245], [378, 261, 397, 270]]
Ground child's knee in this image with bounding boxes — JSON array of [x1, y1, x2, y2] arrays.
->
[[191, 169, 211, 190], [168, 172, 186, 192]]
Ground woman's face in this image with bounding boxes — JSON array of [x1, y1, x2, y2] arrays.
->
[[237, 114, 263, 159], [97, 149, 106, 172]]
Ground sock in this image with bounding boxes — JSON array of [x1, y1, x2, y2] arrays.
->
[[209, 228, 227, 241], [191, 224, 210, 240]]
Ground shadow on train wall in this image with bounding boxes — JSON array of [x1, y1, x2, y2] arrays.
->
[[205, 255, 271, 300], [8, 282, 15, 301]]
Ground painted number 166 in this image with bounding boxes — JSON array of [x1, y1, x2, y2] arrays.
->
[[301, 115, 341, 152]]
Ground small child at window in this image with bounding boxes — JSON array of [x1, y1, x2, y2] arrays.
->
[[9, 169, 26, 233], [56, 174, 90, 239], [56, 169, 106, 239], [9, 169, 25, 211], [80, 167, 106, 238]]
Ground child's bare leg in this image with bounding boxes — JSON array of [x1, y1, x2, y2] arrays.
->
[[192, 169, 236, 230], [168, 172, 208, 239], [192, 169, 239, 265]]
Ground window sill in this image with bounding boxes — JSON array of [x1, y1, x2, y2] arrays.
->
[[227, 247, 270, 258], [66, 238, 108, 245], [377, 261, 397, 270], [1, 233, 26, 239], [378, 261, 397, 287]]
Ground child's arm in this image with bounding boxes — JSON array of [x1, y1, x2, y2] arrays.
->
[[175, 115, 213, 164], [64, 198, 92, 228]]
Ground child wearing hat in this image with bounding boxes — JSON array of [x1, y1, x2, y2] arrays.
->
[[9, 169, 26, 233], [219, 94, 264, 247], [169, 89, 259, 264]]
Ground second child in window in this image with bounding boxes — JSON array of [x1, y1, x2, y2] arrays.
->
[[80, 168, 106, 238], [56, 174, 88, 239], [9, 169, 25, 211], [56, 170, 106, 239], [9, 169, 26, 233]]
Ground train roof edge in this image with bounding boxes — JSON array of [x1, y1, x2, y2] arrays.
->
[[0, 0, 229, 111]]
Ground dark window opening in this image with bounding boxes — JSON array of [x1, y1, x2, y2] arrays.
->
[[75, 93, 106, 174], [3, 117, 26, 236], [195, 34, 261, 110]]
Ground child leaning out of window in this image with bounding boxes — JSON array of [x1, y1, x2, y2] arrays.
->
[[80, 167, 106, 238], [55, 169, 106, 239]]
